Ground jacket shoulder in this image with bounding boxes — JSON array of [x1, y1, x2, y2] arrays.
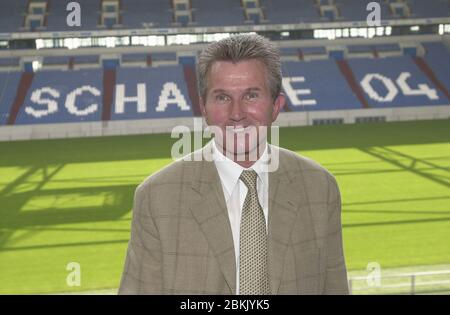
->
[[136, 150, 201, 195], [275, 146, 340, 203], [275, 145, 333, 178]]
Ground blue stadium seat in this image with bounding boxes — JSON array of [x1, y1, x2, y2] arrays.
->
[[191, 0, 245, 26], [0, 72, 22, 125], [408, 0, 449, 18], [73, 55, 100, 65], [121, 0, 172, 29], [348, 45, 373, 54], [43, 56, 70, 66], [0, 58, 21, 67], [422, 42, 450, 91], [151, 52, 177, 62], [122, 53, 148, 63], [15, 69, 104, 125], [260, 0, 320, 24], [301, 46, 327, 55], [280, 47, 300, 57], [374, 44, 401, 53], [282, 60, 362, 111], [0, 0, 27, 32]]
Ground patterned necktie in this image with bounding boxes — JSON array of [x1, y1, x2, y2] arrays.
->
[[239, 170, 271, 295]]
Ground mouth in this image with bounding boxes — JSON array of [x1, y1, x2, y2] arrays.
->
[[226, 125, 253, 134]]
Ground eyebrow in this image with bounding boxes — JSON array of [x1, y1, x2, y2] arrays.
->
[[211, 87, 262, 94]]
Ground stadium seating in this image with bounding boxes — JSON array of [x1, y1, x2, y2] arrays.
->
[[408, 0, 450, 18], [260, 0, 321, 24], [0, 0, 448, 32], [0, 0, 27, 33], [0, 58, 21, 68], [282, 59, 362, 111], [14, 69, 104, 125], [348, 56, 447, 108], [121, 0, 172, 28], [191, 0, 246, 26], [2, 41, 448, 126], [111, 65, 194, 120], [337, 0, 391, 21], [0, 72, 22, 125], [46, 0, 100, 31], [42, 56, 70, 66], [422, 42, 450, 91]]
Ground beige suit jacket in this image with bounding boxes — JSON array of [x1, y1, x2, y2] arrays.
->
[[119, 142, 348, 294]]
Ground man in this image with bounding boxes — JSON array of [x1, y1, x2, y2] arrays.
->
[[119, 34, 348, 295]]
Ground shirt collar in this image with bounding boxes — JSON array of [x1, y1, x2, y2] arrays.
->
[[212, 140, 269, 201]]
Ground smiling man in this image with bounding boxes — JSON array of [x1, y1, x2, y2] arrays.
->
[[119, 34, 348, 295]]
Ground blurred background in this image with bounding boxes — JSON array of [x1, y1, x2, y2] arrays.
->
[[0, 0, 449, 294]]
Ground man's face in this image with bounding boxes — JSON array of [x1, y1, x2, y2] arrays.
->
[[200, 59, 285, 160]]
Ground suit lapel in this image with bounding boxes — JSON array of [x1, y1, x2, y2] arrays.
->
[[188, 143, 237, 294], [267, 145, 300, 294]]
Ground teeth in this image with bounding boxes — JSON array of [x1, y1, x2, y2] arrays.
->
[[230, 126, 247, 133]]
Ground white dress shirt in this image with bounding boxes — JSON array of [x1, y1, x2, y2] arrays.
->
[[212, 140, 269, 295]]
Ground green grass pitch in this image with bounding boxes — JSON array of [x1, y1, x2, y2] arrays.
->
[[0, 119, 449, 294]]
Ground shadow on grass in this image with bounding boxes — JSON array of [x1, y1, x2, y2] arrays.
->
[[0, 166, 134, 249], [0, 119, 449, 252], [360, 146, 449, 189]]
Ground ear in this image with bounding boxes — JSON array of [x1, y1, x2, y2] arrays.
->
[[271, 93, 286, 122]]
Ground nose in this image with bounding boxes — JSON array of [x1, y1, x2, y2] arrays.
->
[[230, 99, 246, 122]]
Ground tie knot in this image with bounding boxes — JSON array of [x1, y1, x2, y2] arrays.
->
[[240, 170, 258, 191]]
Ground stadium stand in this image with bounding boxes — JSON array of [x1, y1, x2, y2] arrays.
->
[[348, 56, 448, 108], [260, 0, 321, 24], [0, 0, 448, 134], [408, 0, 450, 18], [337, 0, 389, 21], [121, 0, 172, 28], [46, 0, 100, 31], [282, 59, 363, 111], [0, 0, 27, 33], [0, 72, 22, 125], [191, 0, 246, 26], [0, 0, 449, 32], [111, 65, 193, 120], [0, 57, 21, 68], [42, 56, 70, 66], [422, 42, 450, 93], [1, 40, 448, 126], [14, 69, 104, 125], [0, 0, 450, 33]]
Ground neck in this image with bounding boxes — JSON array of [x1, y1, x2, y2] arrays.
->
[[219, 142, 267, 169]]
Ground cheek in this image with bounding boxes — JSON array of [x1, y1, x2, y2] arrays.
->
[[247, 102, 273, 123], [205, 106, 229, 124]]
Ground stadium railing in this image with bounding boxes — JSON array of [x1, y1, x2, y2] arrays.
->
[[348, 269, 450, 295]]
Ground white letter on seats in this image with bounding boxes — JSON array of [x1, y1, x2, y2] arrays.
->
[[396, 72, 439, 100], [115, 83, 147, 114], [25, 87, 59, 118], [361, 73, 398, 102], [156, 82, 190, 112], [65, 85, 100, 116], [282, 77, 317, 106]]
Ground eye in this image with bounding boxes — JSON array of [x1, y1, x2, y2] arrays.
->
[[245, 92, 259, 101], [216, 94, 230, 103]]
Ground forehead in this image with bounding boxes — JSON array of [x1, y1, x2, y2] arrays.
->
[[207, 59, 268, 91]]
